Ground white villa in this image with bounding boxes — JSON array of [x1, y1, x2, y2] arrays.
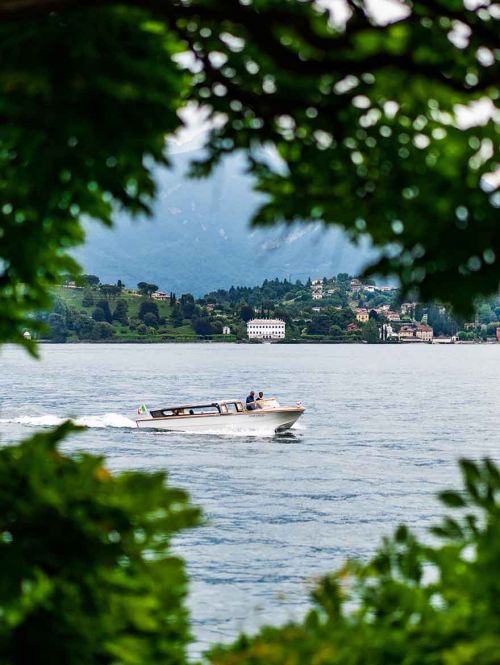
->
[[247, 319, 286, 340], [222, 326, 231, 335], [152, 291, 169, 301]]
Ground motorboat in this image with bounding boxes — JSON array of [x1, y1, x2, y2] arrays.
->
[[135, 397, 304, 434]]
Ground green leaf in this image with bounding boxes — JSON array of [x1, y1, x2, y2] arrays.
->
[[439, 491, 467, 508]]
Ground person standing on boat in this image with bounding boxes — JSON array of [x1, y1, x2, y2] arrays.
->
[[246, 390, 257, 410]]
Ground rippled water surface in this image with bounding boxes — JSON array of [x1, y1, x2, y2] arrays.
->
[[1, 343, 500, 655]]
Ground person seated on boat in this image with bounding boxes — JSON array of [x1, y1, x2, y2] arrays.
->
[[256, 391, 264, 408], [246, 390, 257, 410], [189, 409, 194, 415]]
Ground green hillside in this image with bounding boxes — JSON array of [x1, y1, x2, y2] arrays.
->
[[43, 285, 239, 343]]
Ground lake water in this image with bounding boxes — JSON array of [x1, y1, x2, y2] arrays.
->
[[1, 343, 500, 656]]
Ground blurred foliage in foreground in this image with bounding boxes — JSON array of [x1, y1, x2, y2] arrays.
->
[[0, 2, 499, 662], [0, 1, 499, 350], [0, 5, 188, 351], [209, 458, 500, 665], [0, 423, 200, 665]]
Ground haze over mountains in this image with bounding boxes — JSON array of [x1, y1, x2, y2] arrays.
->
[[76, 149, 373, 296]]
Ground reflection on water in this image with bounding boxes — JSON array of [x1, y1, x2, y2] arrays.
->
[[1, 343, 500, 655]]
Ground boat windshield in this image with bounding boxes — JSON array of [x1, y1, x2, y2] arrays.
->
[[223, 401, 244, 413], [257, 397, 280, 409]]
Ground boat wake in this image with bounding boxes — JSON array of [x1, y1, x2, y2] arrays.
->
[[0, 413, 137, 429], [0, 414, 303, 438]]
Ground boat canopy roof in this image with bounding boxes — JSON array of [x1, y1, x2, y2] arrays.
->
[[151, 398, 279, 410], [153, 400, 243, 411]]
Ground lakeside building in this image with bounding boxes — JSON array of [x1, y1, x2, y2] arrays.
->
[[312, 292, 323, 300], [350, 278, 362, 292], [247, 319, 286, 340], [222, 326, 231, 335], [416, 323, 434, 341], [399, 323, 434, 342], [356, 308, 369, 322], [380, 323, 397, 341], [152, 291, 169, 301]]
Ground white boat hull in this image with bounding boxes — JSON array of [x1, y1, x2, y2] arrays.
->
[[136, 408, 303, 435]]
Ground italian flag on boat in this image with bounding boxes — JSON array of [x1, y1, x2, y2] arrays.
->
[[137, 404, 148, 415]]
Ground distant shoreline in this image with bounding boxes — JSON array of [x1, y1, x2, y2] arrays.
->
[[36, 339, 496, 346]]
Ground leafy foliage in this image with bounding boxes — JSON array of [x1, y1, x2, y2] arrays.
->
[[138, 301, 159, 322], [183, 0, 499, 313], [0, 422, 200, 665], [137, 282, 159, 298], [0, 5, 187, 350], [113, 299, 129, 324], [209, 458, 500, 665]]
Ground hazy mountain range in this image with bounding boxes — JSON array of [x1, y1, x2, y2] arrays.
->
[[76, 149, 373, 296]]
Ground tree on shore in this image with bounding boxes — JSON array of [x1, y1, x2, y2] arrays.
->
[[81, 290, 94, 308], [99, 283, 121, 299], [112, 299, 129, 325], [95, 299, 113, 323], [137, 282, 159, 298], [363, 319, 380, 344], [48, 312, 68, 343], [239, 305, 255, 323], [139, 301, 159, 322], [171, 305, 184, 328], [80, 274, 100, 288]]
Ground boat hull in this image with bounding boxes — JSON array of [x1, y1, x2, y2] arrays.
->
[[136, 408, 303, 435]]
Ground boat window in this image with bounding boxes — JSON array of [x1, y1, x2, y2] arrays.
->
[[150, 409, 175, 418], [172, 408, 186, 416], [226, 402, 243, 413], [185, 405, 220, 416], [148, 404, 221, 418]]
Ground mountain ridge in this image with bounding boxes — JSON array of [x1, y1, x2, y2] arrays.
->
[[76, 150, 373, 295]]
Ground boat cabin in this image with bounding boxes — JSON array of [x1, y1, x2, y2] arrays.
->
[[146, 398, 282, 419], [149, 400, 245, 419]]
